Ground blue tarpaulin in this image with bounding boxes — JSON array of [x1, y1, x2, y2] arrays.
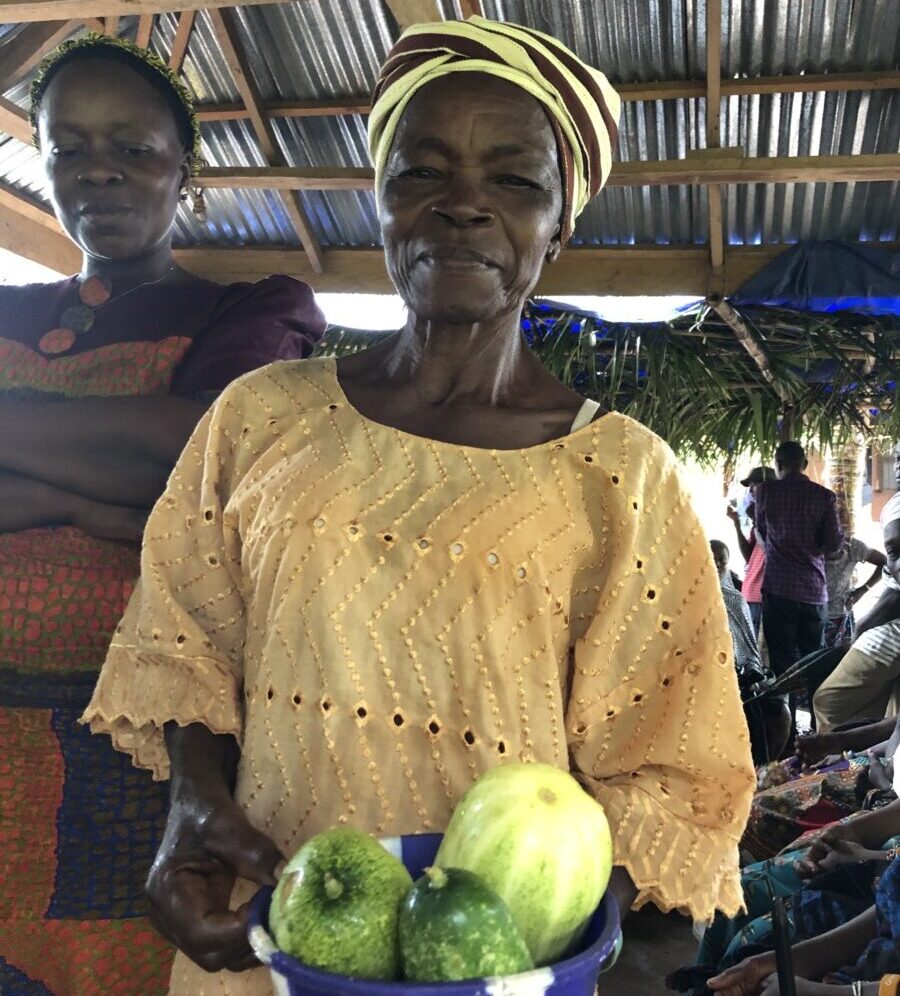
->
[[730, 240, 900, 316]]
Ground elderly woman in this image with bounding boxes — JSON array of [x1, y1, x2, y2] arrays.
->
[[0, 34, 323, 995], [84, 17, 755, 995]]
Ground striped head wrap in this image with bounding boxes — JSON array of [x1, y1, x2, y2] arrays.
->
[[368, 15, 621, 243]]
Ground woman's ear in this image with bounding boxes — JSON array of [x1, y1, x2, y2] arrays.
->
[[178, 154, 191, 193], [545, 238, 562, 264]]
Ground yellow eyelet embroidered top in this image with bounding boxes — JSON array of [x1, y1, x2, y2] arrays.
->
[[84, 357, 754, 996]]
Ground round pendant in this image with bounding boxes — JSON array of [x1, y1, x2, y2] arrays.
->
[[78, 274, 111, 307], [39, 328, 77, 354], [60, 304, 95, 334]]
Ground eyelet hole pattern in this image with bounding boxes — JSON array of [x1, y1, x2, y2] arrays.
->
[[319, 696, 333, 715], [497, 740, 507, 755], [462, 729, 476, 747], [292, 692, 302, 706], [392, 710, 405, 728], [266, 687, 275, 701]]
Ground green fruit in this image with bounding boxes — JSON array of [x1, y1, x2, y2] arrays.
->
[[435, 762, 613, 965], [270, 827, 413, 980], [400, 866, 534, 982]]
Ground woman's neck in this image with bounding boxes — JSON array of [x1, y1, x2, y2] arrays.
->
[[380, 312, 543, 408], [80, 245, 177, 292]]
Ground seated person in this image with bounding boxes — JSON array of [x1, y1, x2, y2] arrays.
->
[[708, 854, 900, 994], [814, 495, 900, 732], [679, 799, 900, 993]]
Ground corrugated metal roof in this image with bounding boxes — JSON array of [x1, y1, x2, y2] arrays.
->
[[1, 0, 898, 251]]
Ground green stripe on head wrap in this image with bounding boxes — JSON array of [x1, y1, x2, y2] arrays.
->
[[29, 32, 203, 175]]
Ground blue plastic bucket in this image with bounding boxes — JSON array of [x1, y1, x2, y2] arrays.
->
[[248, 832, 621, 996]]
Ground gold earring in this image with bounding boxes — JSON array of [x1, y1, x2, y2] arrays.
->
[[187, 183, 207, 222]]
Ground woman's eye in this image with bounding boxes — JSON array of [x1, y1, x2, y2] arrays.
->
[[124, 146, 151, 156], [51, 147, 78, 158], [400, 167, 438, 180], [496, 175, 538, 188]]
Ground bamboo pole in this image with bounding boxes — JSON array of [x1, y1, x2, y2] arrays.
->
[[706, 294, 789, 401]]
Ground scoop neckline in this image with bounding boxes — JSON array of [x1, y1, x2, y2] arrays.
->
[[326, 357, 615, 455]]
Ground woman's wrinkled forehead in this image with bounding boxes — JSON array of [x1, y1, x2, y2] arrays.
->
[[390, 73, 561, 173]]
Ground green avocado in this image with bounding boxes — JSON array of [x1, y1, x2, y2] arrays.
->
[[400, 866, 535, 982], [270, 828, 413, 980]]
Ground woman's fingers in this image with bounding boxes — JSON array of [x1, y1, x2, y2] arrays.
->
[[204, 805, 285, 887], [708, 954, 775, 994], [151, 860, 254, 973]]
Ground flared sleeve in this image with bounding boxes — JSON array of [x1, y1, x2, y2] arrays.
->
[[82, 375, 263, 779], [568, 428, 755, 921]]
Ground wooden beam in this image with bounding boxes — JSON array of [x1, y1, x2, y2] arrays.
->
[[0, 20, 77, 87], [456, 0, 483, 17], [80, 16, 103, 30], [197, 152, 900, 191], [199, 166, 375, 190], [208, 7, 323, 273], [190, 69, 900, 125], [2, 0, 289, 20], [170, 244, 793, 296], [0, 184, 78, 273], [0, 96, 31, 144], [103, 14, 118, 34], [168, 10, 195, 74], [384, 0, 441, 31], [707, 294, 789, 400], [135, 13, 154, 47]]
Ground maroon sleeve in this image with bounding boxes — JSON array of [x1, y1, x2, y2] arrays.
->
[[170, 274, 326, 398]]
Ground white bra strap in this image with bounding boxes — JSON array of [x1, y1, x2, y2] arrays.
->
[[570, 398, 601, 432]]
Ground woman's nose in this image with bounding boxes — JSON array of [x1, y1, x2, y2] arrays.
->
[[78, 157, 125, 186], [431, 173, 493, 227]]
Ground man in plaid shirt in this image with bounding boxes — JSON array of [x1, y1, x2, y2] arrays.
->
[[755, 440, 844, 678]]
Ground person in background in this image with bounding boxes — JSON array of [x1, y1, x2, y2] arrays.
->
[[727, 466, 776, 635], [0, 35, 324, 995], [755, 441, 843, 680], [824, 538, 886, 647], [712, 539, 790, 763], [814, 494, 900, 732], [856, 443, 900, 640]]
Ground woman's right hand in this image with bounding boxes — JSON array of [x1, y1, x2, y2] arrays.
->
[[146, 787, 285, 973], [795, 732, 841, 768], [795, 823, 865, 878], [707, 952, 777, 994]]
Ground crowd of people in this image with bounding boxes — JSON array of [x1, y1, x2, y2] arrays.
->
[[0, 16, 897, 996], [690, 446, 900, 994]]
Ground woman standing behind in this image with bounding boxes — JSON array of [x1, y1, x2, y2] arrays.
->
[[0, 35, 324, 995]]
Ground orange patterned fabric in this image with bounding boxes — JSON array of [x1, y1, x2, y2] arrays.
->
[[87, 358, 756, 996], [0, 336, 192, 398]]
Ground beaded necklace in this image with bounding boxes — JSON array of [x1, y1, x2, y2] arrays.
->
[[39, 266, 176, 355]]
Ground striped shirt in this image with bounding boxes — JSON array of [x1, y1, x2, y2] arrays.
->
[[855, 619, 900, 668]]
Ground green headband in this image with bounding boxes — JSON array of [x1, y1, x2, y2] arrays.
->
[[29, 33, 203, 175]]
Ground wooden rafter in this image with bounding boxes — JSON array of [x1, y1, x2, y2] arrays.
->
[[0, 182, 79, 273], [384, 0, 441, 31], [80, 15, 103, 30], [135, 13, 154, 48], [0, 95, 31, 144], [2, 0, 284, 20], [0, 19, 77, 87], [194, 152, 900, 191], [182, 69, 900, 125], [705, 0, 724, 290], [208, 7, 323, 274], [168, 10, 195, 74], [103, 14, 118, 34], [166, 243, 831, 296]]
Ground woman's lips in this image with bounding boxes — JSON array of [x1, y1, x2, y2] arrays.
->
[[418, 248, 499, 270]]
